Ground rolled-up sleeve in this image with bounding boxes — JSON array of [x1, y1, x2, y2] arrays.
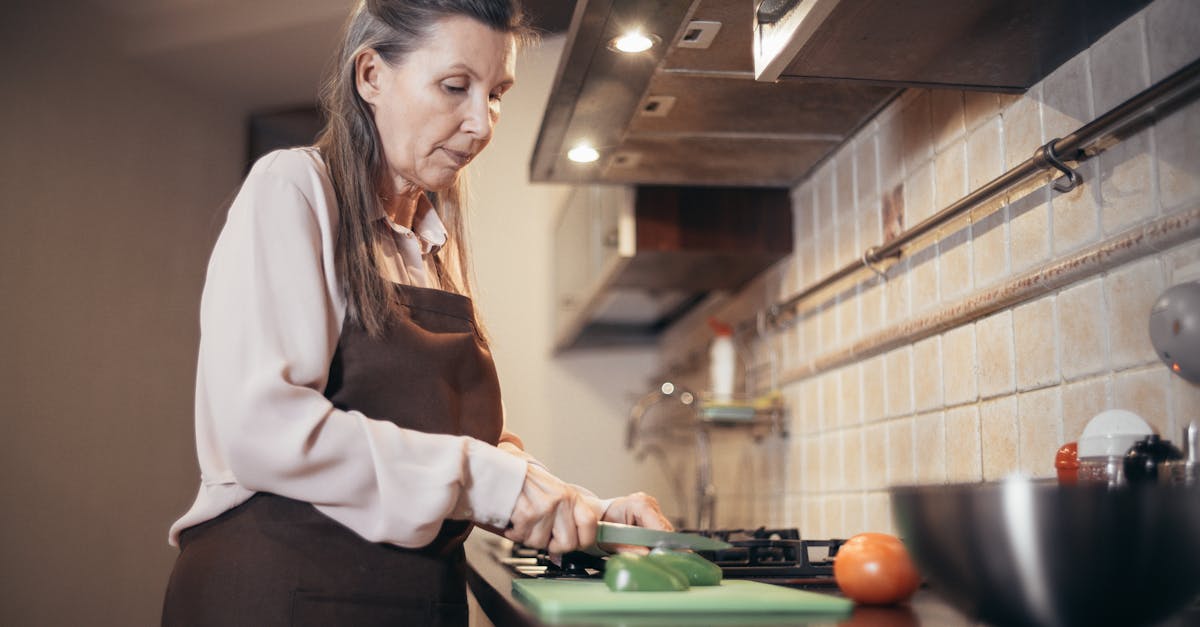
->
[[188, 151, 527, 547]]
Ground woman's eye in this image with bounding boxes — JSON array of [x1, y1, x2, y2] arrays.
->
[[442, 83, 467, 94], [489, 93, 503, 103]]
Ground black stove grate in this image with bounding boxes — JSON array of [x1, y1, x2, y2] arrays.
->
[[681, 528, 844, 583], [506, 527, 844, 587]]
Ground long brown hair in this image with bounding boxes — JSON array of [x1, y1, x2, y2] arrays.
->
[[315, 0, 530, 338]]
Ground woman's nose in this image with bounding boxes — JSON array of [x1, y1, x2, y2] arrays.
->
[[462, 95, 494, 141]]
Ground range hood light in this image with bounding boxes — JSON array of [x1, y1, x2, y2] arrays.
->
[[567, 143, 600, 163], [610, 30, 657, 54]]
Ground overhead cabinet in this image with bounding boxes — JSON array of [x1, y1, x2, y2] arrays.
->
[[553, 185, 791, 352]]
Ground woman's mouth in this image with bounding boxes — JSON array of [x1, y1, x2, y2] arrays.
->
[[441, 148, 472, 167]]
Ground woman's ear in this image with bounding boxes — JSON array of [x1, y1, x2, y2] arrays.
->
[[355, 48, 384, 104]]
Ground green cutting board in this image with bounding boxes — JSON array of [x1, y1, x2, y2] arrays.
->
[[513, 579, 853, 618]]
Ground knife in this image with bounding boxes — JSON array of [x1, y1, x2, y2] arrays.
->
[[594, 522, 733, 551]]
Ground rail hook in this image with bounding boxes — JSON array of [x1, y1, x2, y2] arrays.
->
[[1041, 139, 1082, 193], [862, 247, 887, 281]]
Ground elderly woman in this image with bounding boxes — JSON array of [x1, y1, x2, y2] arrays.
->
[[161, 1, 671, 624]]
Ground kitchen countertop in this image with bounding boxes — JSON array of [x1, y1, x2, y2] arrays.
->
[[465, 531, 969, 627], [464, 531, 1200, 627]]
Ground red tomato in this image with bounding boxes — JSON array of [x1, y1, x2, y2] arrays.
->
[[833, 533, 920, 605]]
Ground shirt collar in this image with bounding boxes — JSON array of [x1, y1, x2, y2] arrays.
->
[[374, 193, 448, 255]]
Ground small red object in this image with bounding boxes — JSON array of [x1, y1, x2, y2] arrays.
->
[[707, 317, 733, 336], [1055, 441, 1079, 484]]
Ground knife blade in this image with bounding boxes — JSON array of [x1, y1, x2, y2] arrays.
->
[[595, 522, 732, 551]]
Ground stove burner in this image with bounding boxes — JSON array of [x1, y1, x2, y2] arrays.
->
[[544, 550, 605, 578], [682, 528, 844, 583]]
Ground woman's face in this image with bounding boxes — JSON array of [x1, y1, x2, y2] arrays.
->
[[357, 15, 516, 193]]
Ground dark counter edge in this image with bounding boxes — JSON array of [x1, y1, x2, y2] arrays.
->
[[466, 530, 543, 627]]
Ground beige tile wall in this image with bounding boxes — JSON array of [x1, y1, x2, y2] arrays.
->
[[657, 0, 1200, 539]]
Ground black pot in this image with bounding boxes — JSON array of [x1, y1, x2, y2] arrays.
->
[[1124, 434, 1183, 483]]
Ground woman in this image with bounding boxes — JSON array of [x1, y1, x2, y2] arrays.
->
[[162, 1, 671, 625]]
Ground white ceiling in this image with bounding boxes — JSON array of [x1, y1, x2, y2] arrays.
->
[[77, 0, 572, 114], [83, 0, 358, 112]]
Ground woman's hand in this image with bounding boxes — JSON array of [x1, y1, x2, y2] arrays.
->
[[597, 492, 673, 555], [603, 492, 673, 530], [504, 464, 598, 553]]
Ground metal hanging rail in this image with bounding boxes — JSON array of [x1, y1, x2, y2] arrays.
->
[[738, 56, 1200, 338]]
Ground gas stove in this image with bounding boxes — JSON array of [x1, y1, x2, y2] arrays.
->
[[499, 528, 844, 588]]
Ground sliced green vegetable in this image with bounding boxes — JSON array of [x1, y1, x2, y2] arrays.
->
[[603, 553, 689, 592], [647, 548, 724, 586]]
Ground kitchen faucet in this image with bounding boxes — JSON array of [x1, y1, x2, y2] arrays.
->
[[625, 381, 719, 529]]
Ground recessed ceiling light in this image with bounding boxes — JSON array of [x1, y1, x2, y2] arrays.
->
[[609, 30, 658, 54], [567, 143, 600, 163]]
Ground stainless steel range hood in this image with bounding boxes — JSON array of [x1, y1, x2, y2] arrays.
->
[[531, 0, 1153, 188], [530, 0, 898, 188], [553, 184, 791, 351]]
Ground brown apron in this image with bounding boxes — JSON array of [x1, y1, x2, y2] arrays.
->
[[163, 284, 503, 626]]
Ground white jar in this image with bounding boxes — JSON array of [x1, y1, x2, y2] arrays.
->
[[708, 318, 736, 402], [1076, 409, 1153, 487]]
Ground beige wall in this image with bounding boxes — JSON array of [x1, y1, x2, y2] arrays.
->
[[660, 0, 1200, 539], [0, 4, 243, 626]]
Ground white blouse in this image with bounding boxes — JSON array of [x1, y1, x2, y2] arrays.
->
[[169, 147, 600, 548]]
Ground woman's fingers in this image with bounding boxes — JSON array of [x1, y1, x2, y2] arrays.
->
[[546, 499, 578, 554], [573, 498, 598, 548], [525, 510, 555, 549], [509, 478, 553, 545], [505, 478, 676, 553], [505, 482, 677, 552], [505, 464, 597, 553], [603, 492, 673, 530]]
